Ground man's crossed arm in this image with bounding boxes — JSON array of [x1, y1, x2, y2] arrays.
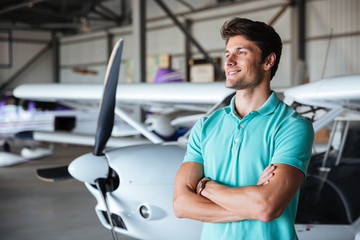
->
[[173, 161, 303, 223]]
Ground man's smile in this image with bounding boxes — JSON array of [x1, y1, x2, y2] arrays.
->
[[227, 69, 241, 76]]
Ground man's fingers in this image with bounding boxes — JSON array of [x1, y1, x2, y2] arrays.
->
[[257, 164, 276, 185], [257, 173, 273, 185], [262, 172, 274, 183], [260, 165, 274, 178], [265, 164, 275, 173]]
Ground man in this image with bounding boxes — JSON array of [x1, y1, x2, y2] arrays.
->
[[173, 18, 314, 240]]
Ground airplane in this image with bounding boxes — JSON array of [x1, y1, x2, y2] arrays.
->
[[9, 78, 234, 168], [10, 62, 234, 170], [2, 77, 194, 167], [0, 95, 67, 166], [0, 92, 126, 167], [283, 75, 360, 240], [13, 38, 360, 240]]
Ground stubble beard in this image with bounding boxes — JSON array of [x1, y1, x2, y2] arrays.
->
[[226, 75, 263, 90], [225, 64, 265, 90]]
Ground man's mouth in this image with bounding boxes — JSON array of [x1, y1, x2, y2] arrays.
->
[[227, 70, 241, 75]]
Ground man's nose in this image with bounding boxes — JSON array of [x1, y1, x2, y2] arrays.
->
[[226, 54, 236, 66]]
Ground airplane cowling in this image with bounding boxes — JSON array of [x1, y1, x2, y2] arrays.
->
[[106, 143, 185, 185], [84, 143, 203, 240]]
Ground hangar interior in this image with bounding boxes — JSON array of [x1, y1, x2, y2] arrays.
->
[[1, 1, 360, 240], [1, 0, 359, 91]]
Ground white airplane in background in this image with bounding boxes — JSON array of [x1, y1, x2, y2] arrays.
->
[[0, 95, 95, 166], [284, 75, 360, 239], [13, 38, 360, 240], [9, 69, 233, 167], [14, 81, 234, 143], [0, 92, 142, 167]]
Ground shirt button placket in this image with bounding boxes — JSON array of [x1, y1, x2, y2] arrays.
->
[[232, 121, 241, 152], [234, 122, 244, 146]]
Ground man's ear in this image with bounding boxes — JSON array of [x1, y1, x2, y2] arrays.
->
[[264, 53, 276, 71]]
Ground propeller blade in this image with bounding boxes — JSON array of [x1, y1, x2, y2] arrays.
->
[[36, 165, 73, 182], [93, 39, 124, 156]]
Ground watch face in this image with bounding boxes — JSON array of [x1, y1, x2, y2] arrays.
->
[[197, 178, 211, 195], [198, 178, 211, 195]]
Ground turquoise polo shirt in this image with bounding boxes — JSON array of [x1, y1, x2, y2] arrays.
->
[[184, 92, 314, 240]]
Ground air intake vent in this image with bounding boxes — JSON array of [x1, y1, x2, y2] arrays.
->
[[101, 211, 127, 230]]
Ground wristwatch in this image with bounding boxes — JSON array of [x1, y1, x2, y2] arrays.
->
[[197, 177, 211, 196]]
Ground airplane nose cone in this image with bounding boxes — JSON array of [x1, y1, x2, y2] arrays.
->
[[68, 153, 109, 184]]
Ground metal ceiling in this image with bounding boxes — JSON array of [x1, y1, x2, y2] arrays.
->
[[0, 0, 244, 35], [0, 0, 130, 34]]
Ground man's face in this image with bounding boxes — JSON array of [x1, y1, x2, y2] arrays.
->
[[224, 35, 265, 90]]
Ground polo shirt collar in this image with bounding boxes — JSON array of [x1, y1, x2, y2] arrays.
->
[[229, 91, 280, 118], [229, 95, 241, 119], [256, 91, 280, 115]]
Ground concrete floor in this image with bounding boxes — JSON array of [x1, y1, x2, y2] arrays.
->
[[0, 143, 136, 240]]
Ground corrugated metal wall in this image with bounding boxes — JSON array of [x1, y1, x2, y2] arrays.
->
[[5, 0, 356, 88], [59, 0, 294, 87], [0, 31, 54, 89], [306, 0, 360, 81]]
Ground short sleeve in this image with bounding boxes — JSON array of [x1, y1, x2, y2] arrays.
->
[[271, 115, 314, 176], [183, 118, 204, 164]]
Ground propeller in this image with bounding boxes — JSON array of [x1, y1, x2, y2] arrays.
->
[[36, 39, 124, 240], [68, 39, 124, 240]]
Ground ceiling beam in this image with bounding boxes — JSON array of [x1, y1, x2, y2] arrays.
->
[[0, 0, 46, 15]]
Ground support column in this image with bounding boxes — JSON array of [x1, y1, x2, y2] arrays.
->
[[107, 32, 114, 59], [185, 19, 192, 82], [132, 0, 146, 83], [291, 0, 306, 86], [298, 0, 306, 62], [52, 31, 60, 83], [132, 0, 146, 124]]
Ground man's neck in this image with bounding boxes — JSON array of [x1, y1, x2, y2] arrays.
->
[[234, 84, 271, 118]]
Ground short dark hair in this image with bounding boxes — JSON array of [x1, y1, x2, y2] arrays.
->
[[220, 17, 282, 80]]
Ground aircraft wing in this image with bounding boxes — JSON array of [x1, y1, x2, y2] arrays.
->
[[284, 75, 360, 133], [12, 82, 235, 145], [13, 82, 234, 107], [284, 75, 360, 109]]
